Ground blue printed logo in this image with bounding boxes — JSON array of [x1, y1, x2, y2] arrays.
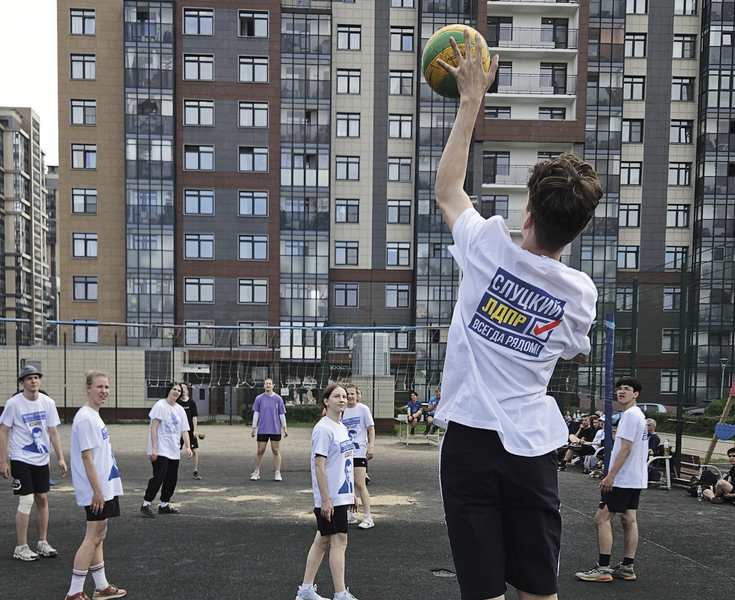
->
[[102, 426, 109, 441], [338, 457, 353, 495], [22, 411, 46, 424], [339, 439, 354, 454]]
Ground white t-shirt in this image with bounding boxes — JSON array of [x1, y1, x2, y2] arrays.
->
[[311, 417, 354, 508], [0, 393, 60, 466], [611, 405, 648, 489], [71, 406, 124, 506], [591, 428, 605, 449], [341, 403, 375, 460], [147, 399, 189, 460], [435, 210, 598, 457]]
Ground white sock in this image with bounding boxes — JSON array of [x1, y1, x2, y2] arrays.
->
[[300, 583, 314, 591], [90, 562, 109, 590], [69, 568, 87, 595], [275, 470, 281, 475], [160, 501, 168, 508], [142, 500, 151, 507], [335, 590, 348, 599]]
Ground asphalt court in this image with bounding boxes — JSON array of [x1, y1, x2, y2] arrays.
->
[[2, 424, 734, 599]]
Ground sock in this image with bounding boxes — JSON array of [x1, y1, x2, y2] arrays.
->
[[622, 557, 635, 566], [275, 470, 281, 475], [559, 459, 567, 466], [253, 469, 260, 474], [334, 591, 348, 599], [160, 501, 168, 508], [300, 583, 314, 591], [599, 554, 611, 567], [68, 568, 87, 595], [363, 512, 371, 519], [411, 428, 415, 434], [142, 500, 151, 507], [90, 562, 109, 590]]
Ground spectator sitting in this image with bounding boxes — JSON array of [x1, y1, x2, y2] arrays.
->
[[423, 387, 441, 435], [703, 447, 735, 504], [406, 391, 422, 436], [583, 415, 606, 474], [558, 415, 598, 471], [646, 418, 664, 482]]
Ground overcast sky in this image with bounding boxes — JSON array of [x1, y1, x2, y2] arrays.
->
[[0, 0, 59, 165]]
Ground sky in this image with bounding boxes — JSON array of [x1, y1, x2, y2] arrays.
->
[[0, 0, 59, 165]]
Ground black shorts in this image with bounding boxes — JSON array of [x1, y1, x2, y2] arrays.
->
[[180, 435, 199, 450], [440, 423, 561, 599], [354, 457, 368, 469], [84, 496, 121, 521], [257, 433, 282, 443], [599, 487, 642, 513], [11, 461, 50, 496], [314, 504, 349, 536]]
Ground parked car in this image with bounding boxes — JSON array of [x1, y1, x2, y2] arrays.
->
[[611, 403, 668, 426], [684, 406, 705, 415]]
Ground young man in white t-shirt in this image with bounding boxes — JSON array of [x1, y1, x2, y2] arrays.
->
[[0, 366, 67, 562], [432, 30, 603, 600], [576, 377, 648, 583], [341, 384, 375, 529]]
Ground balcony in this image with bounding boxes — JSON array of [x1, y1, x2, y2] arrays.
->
[[482, 165, 533, 186], [280, 124, 330, 144], [495, 74, 577, 96], [488, 27, 578, 50]]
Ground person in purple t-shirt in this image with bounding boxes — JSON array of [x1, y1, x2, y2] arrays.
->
[[250, 378, 288, 482]]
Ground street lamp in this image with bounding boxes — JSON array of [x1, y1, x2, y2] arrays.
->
[[721, 357, 729, 399]]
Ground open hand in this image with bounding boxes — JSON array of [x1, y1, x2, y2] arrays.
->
[[436, 29, 499, 102]]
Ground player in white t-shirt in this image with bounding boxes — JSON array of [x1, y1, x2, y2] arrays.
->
[[65, 371, 126, 600], [576, 377, 648, 583], [342, 384, 375, 529], [433, 30, 603, 600], [296, 383, 359, 600], [0, 365, 67, 562]]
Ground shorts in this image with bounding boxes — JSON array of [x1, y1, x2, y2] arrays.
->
[[599, 487, 642, 513], [257, 433, 282, 443], [85, 496, 121, 521], [180, 435, 199, 450], [440, 422, 561, 599], [314, 504, 349, 536], [11, 461, 50, 496], [354, 457, 368, 469]]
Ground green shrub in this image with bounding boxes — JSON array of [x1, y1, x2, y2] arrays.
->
[[643, 410, 735, 437], [240, 403, 322, 424], [705, 397, 730, 417]]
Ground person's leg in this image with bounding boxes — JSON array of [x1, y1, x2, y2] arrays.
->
[[144, 456, 168, 502], [354, 466, 370, 515], [271, 440, 282, 472], [424, 415, 433, 434], [192, 448, 199, 473], [302, 531, 331, 585], [328, 532, 348, 593], [253, 440, 268, 470], [516, 592, 556, 600], [619, 510, 639, 560], [715, 479, 733, 497], [594, 507, 615, 556], [34, 492, 49, 542], [67, 520, 107, 597], [160, 458, 180, 503]]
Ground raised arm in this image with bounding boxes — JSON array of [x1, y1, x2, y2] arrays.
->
[[434, 31, 499, 232]]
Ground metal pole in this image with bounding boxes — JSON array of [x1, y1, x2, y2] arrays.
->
[[590, 322, 598, 413], [603, 314, 615, 477], [229, 335, 234, 426], [630, 278, 638, 376], [674, 260, 688, 477], [721, 358, 728, 399], [114, 333, 119, 424], [372, 321, 376, 414], [63, 332, 68, 424], [15, 321, 20, 386]]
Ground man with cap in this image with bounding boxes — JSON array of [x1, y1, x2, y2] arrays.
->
[[0, 365, 67, 561]]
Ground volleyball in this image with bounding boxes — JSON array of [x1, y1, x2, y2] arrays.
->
[[198, 433, 205, 440], [422, 25, 491, 99]]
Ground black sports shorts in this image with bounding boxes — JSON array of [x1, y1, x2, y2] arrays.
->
[[599, 487, 642, 513], [440, 422, 561, 599], [11, 460, 50, 496], [354, 457, 368, 469], [85, 496, 121, 521], [180, 435, 198, 450], [314, 504, 349, 536], [257, 433, 282, 442]]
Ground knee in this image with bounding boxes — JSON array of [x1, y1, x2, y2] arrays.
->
[[271, 447, 280, 457], [593, 511, 610, 527], [18, 494, 34, 515], [620, 512, 637, 528], [355, 480, 366, 495], [34, 493, 48, 509], [256, 447, 266, 457]]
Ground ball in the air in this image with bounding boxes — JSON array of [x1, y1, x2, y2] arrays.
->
[[198, 433, 205, 440], [422, 25, 490, 99]]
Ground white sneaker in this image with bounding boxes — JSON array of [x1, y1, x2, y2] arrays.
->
[[13, 545, 39, 561], [347, 510, 358, 525], [36, 540, 58, 557], [334, 588, 359, 600], [250, 471, 260, 481], [358, 514, 374, 529], [296, 584, 328, 600], [274, 471, 283, 482]]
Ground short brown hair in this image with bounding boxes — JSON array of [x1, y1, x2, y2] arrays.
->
[[526, 153, 603, 252]]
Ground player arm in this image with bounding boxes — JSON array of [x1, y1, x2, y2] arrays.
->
[[48, 426, 68, 476], [0, 424, 9, 477], [280, 413, 288, 437], [81, 448, 105, 512], [366, 425, 375, 460], [251, 411, 259, 437], [600, 438, 633, 493], [314, 455, 333, 519], [150, 418, 160, 457], [182, 430, 192, 457]]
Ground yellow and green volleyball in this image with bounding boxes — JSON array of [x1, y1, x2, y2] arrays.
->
[[422, 25, 490, 99]]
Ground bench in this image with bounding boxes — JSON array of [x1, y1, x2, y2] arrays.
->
[[395, 414, 445, 446], [668, 452, 723, 487]]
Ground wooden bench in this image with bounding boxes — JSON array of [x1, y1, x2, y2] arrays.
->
[[670, 453, 723, 486], [395, 414, 445, 446]]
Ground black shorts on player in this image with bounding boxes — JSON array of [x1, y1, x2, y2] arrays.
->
[[180, 435, 199, 450], [314, 504, 349, 536], [599, 487, 641, 513], [257, 433, 282, 443], [354, 457, 368, 469], [85, 496, 121, 521], [441, 423, 561, 599], [11, 460, 50, 496]]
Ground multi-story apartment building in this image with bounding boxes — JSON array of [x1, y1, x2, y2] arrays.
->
[[56, 0, 730, 405]]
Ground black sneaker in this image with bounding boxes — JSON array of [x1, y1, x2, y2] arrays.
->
[[557, 463, 566, 472], [193, 471, 202, 480], [140, 504, 156, 518], [158, 505, 180, 514]]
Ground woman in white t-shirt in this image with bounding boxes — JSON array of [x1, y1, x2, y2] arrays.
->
[[296, 383, 359, 600], [65, 371, 126, 600]]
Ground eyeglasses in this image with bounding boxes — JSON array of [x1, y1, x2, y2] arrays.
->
[[616, 386, 635, 392]]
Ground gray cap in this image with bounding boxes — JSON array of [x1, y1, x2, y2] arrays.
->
[[18, 365, 43, 382]]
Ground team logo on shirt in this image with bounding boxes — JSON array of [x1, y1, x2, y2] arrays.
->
[[469, 267, 566, 358]]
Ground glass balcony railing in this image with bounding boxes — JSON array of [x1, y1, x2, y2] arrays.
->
[[496, 74, 577, 95], [482, 165, 533, 186], [488, 28, 578, 49]]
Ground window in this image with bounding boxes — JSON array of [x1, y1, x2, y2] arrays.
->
[[616, 286, 635, 312], [622, 119, 644, 143], [183, 55, 214, 81], [70, 8, 95, 34], [674, 0, 697, 15], [72, 188, 97, 214], [625, 33, 646, 57], [626, 0, 647, 13], [239, 235, 268, 260], [336, 70, 361, 94], [497, 62, 512, 86], [390, 27, 414, 52], [71, 99, 96, 125], [614, 328, 633, 352], [71, 144, 97, 169], [239, 278, 268, 303], [335, 199, 359, 223], [538, 107, 565, 120], [617, 246, 639, 269], [239, 191, 268, 216], [185, 234, 214, 259], [663, 287, 681, 311], [239, 11, 268, 37], [185, 277, 214, 303], [662, 329, 680, 353], [334, 283, 358, 308], [390, 71, 413, 95], [486, 107, 512, 119], [673, 34, 696, 58], [70, 54, 96, 80], [337, 25, 361, 50], [335, 241, 358, 265], [623, 76, 645, 100], [389, 114, 413, 138], [387, 242, 410, 266], [386, 284, 410, 308], [661, 370, 678, 394], [388, 200, 411, 224], [73, 276, 98, 301], [391, 0, 414, 6], [183, 9, 213, 35], [73, 233, 98, 258], [336, 113, 360, 137], [239, 322, 268, 347], [388, 158, 412, 182], [668, 162, 692, 186], [184, 145, 214, 170], [239, 102, 268, 127], [620, 162, 642, 185], [670, 120, 693, 143], [183, 99, 214, 126], [239, 57, 268, 83], [665, 246, 688, 269], [619, 204, 640, 227], [74, 320, 98, 344], [667, 205, 690, 228], [184, 190, 214, 215], [184, 321, 214, 346], [488, 17, 513, 46], [239, 147, 268, 172], [672, 78, 695, 101], [336, 156, 359, 180]]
